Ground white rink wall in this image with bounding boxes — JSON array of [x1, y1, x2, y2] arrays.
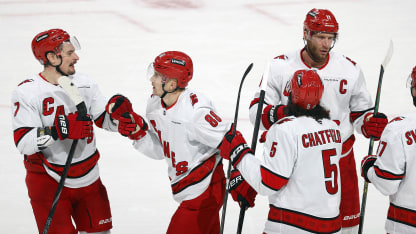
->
[[1, 0, 415, 233]]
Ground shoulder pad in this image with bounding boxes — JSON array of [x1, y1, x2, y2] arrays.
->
[[17, 79, 34, 86], [274, 54, 288, 60]]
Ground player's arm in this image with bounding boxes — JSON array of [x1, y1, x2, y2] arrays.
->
[[106, 94, 164, 160], [350, 69, 388, 139], [361, 123, 405, 195], [249, 61, 287, 130], [12, 90, 93, 155], [218, 125, 292, 196]]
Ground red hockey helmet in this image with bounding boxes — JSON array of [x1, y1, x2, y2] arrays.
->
[[289, 70, 324, 110], [407, 66, 416, 88], [31, 29, 71, 65], [304, 8, 339, 35], [153, 51, 193, 88]]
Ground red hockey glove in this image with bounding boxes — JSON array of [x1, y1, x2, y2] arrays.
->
[[53, 112, 93, 141], [118, 112, 148, 140], [218, 126, 253, 168], [261, 105, 287, 129], [362, 112, 388, 140], [106, 94, 133, 120], [229, 169, 257, 208], [361, 155, 377, 183]]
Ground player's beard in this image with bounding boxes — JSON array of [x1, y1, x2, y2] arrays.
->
[[306, 43, 328, 64]]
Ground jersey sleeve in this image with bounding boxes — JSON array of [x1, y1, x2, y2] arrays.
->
[[191, 106, 231, 149], [132, 127, 164, 160], [237, 122, 294, 196], [367, 123, 406, 195], [11, 88, 42, 155], [86, 79, 117, 132], [249, 59, 284, 130], [349, 68, 374, 133]]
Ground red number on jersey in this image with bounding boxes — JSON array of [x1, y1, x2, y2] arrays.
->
[[14, 102, 20, 116], [270, 142, 278, 157], [377, 141, 387, 156], [322, 149, 338, 195], [205, 111, 222, 127]]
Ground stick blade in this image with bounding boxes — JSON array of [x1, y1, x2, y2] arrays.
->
[[382, 40, 394, 69]]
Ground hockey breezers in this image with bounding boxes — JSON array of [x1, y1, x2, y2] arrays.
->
[[358, 40, 393, 234], [237, 61, 271, 234], [220, 63, 253, 234], [42, 76, 88, 234]]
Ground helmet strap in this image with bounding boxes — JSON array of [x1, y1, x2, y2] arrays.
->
[[160, 83, 179, 99]]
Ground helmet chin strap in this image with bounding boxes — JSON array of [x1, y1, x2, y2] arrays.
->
[[160, 83, 179, 99], [51, 55, 69, 76]]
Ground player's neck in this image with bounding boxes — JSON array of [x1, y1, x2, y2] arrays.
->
[[162, 89, 183, 107], [301, 49, 327, 69], [40, 67, 61, 85]]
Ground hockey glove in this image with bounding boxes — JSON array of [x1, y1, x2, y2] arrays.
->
[[261, 104, 287, 129], [118, 112, 148, 140], [106, 94, 133, 120], [361, 155, 377, 183], [362, 112, 388, 140], [53, 112, 93, 141], [229, 169, 257, 208], [218, 126, 253, 168]]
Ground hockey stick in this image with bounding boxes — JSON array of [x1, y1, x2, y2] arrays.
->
[[42, 76, 88, 234], [358, 40, 393, 234], [236, 61, 271, 234], [220, 63, 253, 234]]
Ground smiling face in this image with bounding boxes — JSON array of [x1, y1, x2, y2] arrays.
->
[[57, 42, 79, 75]]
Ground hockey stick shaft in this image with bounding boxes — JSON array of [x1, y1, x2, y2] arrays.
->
[[42, 77, 87, 234], [236, 61, 270, 234], [220, 63, 253, 234], [358, 40, 393, 234]]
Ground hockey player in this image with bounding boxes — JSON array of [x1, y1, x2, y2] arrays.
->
[[248, 8, 388, 232], [219, 69, 343, 233], [12, 29, 117, 234], [361, 66, 416, 234], [106, 51, 230, 233]]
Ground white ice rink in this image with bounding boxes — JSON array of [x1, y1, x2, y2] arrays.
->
[[1, 0, 415, 233]]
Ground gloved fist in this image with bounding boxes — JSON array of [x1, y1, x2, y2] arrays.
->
[[54, 112, 93, 141], [229, 169, 257, 208], [361, 155, 377, 182], [218, 126, 253, 167], [261, 105, 287, 129], [362, 112, 388, 140], [106, 94, 133, 120], [118, 112, 148, 140]]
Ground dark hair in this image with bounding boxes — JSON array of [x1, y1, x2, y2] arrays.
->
[[286, 94, 329, 122]]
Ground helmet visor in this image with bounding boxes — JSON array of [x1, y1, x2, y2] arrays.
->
[[68, 36, 81, 50], [406, 74, 415, 88]]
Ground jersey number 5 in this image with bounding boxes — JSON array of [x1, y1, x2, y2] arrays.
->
[[322, 149, 338, 195]]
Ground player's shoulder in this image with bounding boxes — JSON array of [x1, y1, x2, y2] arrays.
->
[[386, 113, 416, 129], [181, 88, 213, 109], [330, 51, 361, 69], [13, 74, 42, 97], [271, 50, 298, 64]]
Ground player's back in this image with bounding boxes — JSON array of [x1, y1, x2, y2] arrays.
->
[[264, 116, 342, 233]]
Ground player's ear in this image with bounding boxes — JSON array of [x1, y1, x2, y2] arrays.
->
[[46, 52, 60, 66]]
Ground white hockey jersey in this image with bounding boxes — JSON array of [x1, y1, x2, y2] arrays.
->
[[237, 116, 343, 234], [132, 88, 231, 203], [11, 73, 117, 188], [250, 49, 373, 153], [367, 113, 416, 233]]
